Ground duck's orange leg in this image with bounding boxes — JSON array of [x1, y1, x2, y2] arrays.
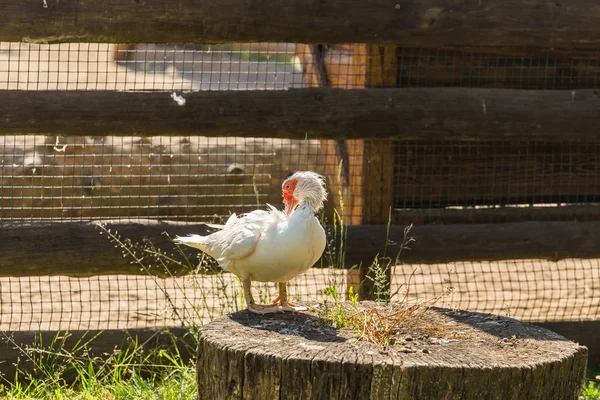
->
[[277, 282, 307, 312], [243, 278, 283, 314]]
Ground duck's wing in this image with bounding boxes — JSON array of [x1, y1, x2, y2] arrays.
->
[[217, 220, 262, 260], [176, 206, 284, 270], [213, 207, 283, 263]]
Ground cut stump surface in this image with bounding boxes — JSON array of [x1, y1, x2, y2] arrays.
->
[[197, 306, 587, 400]]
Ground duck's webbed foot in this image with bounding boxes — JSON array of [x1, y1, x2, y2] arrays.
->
[[275, 282, 308, 312], [243, 278, 283, 314], [280, 304, 308, 312], [247, 303, 284, 314]]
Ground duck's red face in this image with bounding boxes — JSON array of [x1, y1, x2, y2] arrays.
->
[[282, 178, 298, 217]]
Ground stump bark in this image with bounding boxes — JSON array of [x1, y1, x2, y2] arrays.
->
[[197, 307, 587, 400]]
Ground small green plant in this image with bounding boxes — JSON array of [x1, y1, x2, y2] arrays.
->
[[0, 221, 245, 398], [348, 286, 359, 307], [316, 164, 445, 347], [323, 284, 344, 328], [581, 380, 600, 400], [97, 223, 248, 322], [366, 255, 390, 303], [322, 285, 361, 330], [320, 160, 349, 272], [365, 209, 415, 303]]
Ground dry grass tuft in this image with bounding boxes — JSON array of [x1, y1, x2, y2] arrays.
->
[[316, 286, 454, 347]]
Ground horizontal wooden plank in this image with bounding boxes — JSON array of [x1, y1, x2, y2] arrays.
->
[[394, 205, 600, 225], [2, 219, 600, 277], [2, 88, 600, 140], [395, 46, 600, 90], [393, 140, 600, 207], [0, 220, 214, 277], [4, 0, 600, 47], [345, 221, 600, 266]]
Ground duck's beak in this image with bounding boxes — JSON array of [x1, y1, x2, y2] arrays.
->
[[284, 198, 298, 217]]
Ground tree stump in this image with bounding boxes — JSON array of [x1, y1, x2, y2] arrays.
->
[[196, 307, 587, 400]]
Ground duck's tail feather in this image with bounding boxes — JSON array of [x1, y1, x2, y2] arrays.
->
[[174, 234, 210, 252]]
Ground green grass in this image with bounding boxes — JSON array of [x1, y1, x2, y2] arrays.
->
[[0, 331, 196, 400], [581, 366, 600, 400], [0, 367, 195, 400]]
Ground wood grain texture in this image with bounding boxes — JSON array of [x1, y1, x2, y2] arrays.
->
[[3, 0, 600, 47], [394, 140, 600, 207], [0, 219, 215, 277], [2, 89, 600, 140], [393, 205, 600, 225], [345, 221, 600, 265], [396, 46, 600, 90], [3, 220, 600, 277], [197, 308, 588, 399]]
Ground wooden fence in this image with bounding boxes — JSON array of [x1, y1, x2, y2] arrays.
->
[[1, 0, 600, 362]]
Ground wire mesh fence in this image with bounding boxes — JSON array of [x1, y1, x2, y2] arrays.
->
[[3, 136, 600, 223], [3, 42, 600, 91], [392, 139, 600, 224], [0, 42, 304, 91], [1, 42, 599, 332], [0, 135, 327, 221]]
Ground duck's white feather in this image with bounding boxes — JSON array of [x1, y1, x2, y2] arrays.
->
[[175, 203, 325, 283]]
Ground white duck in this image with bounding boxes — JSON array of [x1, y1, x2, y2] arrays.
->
[[175, 171, 327, 314]]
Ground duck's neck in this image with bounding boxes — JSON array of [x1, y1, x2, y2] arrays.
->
[[292, 199, 317, 217]]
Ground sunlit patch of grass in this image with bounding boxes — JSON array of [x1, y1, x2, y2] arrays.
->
[[581, 380, 600, 400], [580, 367, 600, 400], [0, 330, 196, 400]]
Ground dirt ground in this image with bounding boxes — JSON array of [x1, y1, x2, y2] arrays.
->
[[392, 258, 600, 323], [1, 258, 597, 331], [0, 269, 347, 331]]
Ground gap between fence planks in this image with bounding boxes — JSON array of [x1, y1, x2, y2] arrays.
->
[[3, 0, 600, 48], [2, 88, 600, 140], [2, 219, 600, 278]]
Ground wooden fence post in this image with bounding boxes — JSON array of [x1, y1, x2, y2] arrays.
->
[[298, 44, 397, 300]]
